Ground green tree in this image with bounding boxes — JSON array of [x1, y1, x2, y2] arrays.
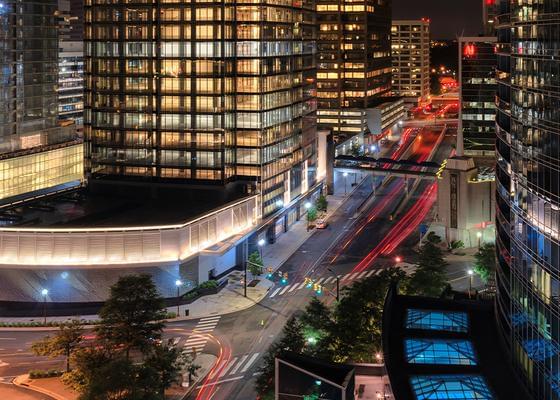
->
[[474, 242, 496, 282], [248, 251, 264, 276], [299, 297, 332, 359], [350, 142, 362, 157], [143, 340, 190, 398], [307, 207, 318, 223], [408, 232, 448, 297], [31, 319, 84, 373], [184, 353, 201, 386], [96, 274, 166, 359], [315, 195, 328, 212], [330, 268, 406, 362], [255, 316, 305, 397]]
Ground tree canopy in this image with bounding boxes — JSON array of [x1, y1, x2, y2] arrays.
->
[[474, 242, 496, 282], [408, 232, 448, 297]]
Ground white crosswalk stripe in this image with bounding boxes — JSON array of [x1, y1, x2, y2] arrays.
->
[[182, 316, 221, 354], [218, 357, 238, 378], [241, 353, 260, 373], [278, 285, 292, 296], [267, 268, 387, 298], [229, 354, 248, 375], [357, 271, 368, 279]]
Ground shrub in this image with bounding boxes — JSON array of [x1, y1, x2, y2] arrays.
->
[[198, 280, 218, 290]]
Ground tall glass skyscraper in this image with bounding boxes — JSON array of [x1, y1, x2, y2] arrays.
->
[[495, 1, 560, 399], [315, 0, 392, 143], [84, 0, 317, 217], [0, 1, 83, 204]]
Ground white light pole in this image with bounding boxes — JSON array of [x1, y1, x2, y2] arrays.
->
[[343, 172, 348, 194], [41, 288, 49, 325], [467, 269, 474, 299], [258, 238, 265, 258], [175, 280, 182, 317], [476, 231, 482, 249]]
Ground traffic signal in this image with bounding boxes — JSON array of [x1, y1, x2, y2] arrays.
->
[[313, 284, 322, 295], [281, 272, 288, 284], [266, 267, 273, 278], [305, 277, 313, 288]]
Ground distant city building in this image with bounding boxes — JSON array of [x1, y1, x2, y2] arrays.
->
[[458, 37, 497, 158], [495, 1, 560, 399], [0, 0, 83, 205], [84, 0, 319, 218], [57, 0, 84, 128], [391, 20, 431, 105], [482, 0, 498, 35], [316, 0, 392, 144]]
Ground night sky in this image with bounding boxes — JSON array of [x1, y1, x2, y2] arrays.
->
[[393, 0, 483, 39]]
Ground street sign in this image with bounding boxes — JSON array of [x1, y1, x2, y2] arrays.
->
[[419, 224, 429, 236]]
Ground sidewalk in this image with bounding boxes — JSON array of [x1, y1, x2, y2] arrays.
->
[[262, 173, 368, 273], [14, 375, 77, 400]]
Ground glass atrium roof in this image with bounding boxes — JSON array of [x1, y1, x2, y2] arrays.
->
[[410, 375, 494, 400], [406, 309, 469, 333], [405, 339, 477, 366]]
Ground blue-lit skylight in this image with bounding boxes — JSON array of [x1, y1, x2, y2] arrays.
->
[[410, 375, 493, 400], [405, 339, 477, 365], [522, 338, 558, 362], [546, 372, 560, 396], [406, 309, 468, 332]]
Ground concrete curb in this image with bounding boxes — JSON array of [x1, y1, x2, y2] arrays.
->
[[13, 374, 63, 400], [179, 354, 217, 400]]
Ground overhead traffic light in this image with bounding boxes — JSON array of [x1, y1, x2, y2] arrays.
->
[[281, 272, 288, 284]]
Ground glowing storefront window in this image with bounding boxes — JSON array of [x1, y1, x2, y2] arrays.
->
[[410, 375, 493, 400], [406, 309, 468, 332], [405, 339, 477, 365]]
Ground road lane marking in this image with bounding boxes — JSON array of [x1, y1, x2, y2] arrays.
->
[[357, 271, 368, 279], [278, 285, 292, 296], [184, 339, 208, 345], [229, 354, 248, 375], [315, 278, 325, 285], [295, 282, 307, 290], [269, 287, 281, 298], [348, 272, 359, 280], [241, 353, 260, 373], [196, 375, 244, 388], [288, 284, 299, 293], [199, 316, 221, 322], [193, 327, 215, 333], [323, 277, 333, 284], [218, 357, 238, 378], [195, 321, 219, 328], [365, 270, 376, 277]]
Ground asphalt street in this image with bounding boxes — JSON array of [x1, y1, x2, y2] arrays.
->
[[0, 121, 476, 400]]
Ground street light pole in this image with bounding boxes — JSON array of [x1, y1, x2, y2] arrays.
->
[[244, 260, 247, 298], [175, 280, 182, 317], [41, 288, 48, 325], [467, 269, 473, 299], [328, 268, 340, 301], [343, 172, 348, 195]]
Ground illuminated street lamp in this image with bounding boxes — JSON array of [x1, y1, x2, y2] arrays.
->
[[467, 269, 474, 299], [476, 231, 483, 249], [258, 238, 266, 258], [343, 172, 348, 194], [41, 288, 49, 325], [395, 256, 402, 263], [175, 280, 183, 317]]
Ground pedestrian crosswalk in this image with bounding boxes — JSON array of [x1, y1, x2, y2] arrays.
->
[[212, 352, 261, 379], [268, 269, 381, 298], [182, 315, 221, 355]]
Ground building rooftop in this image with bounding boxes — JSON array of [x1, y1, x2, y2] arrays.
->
[[1, 184, 249, 228], [382, 286, 530, 400], [278, 352, 355, 388]]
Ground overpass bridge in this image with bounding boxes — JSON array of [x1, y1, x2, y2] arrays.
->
[[334, 155, 440, 180]]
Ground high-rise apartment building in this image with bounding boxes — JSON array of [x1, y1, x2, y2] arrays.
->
[[495, 1, 560, 399], [58, 0, 84, 127], [391, 19, 430, 105], [0, 1, 83, 204], [458, 37, 497, 158], [84, 0, 318, 217], [316, 0, 392, 144], [482, 0, 498, 35]]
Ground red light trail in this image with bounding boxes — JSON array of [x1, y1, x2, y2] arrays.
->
[[195, 334, 232, 400]]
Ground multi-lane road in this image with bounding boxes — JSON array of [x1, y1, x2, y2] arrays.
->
[[0, 121, 463, 400]]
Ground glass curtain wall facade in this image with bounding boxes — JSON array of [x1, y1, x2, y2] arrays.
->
[[459, 37, 497, 157], [316, 0, 392, 144], [391, 20, 430, 105], [84, 0, 317, 217], [0, 1, 59, 139], [495, 1, 560, 399]]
